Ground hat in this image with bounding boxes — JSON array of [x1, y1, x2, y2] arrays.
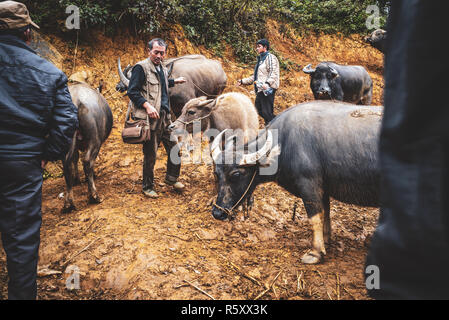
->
[[0, 1, 39, 31], [256, 39, 270, 50]]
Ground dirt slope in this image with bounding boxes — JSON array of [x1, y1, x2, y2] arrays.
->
[[0, 22, 383, 300]]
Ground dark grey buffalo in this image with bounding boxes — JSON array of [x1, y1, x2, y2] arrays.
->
[[303, 62, 373, 105], [117, 54, 227, 117], [62, 83, 113, 213], [211, 101, 382, 264], [365, 29, 387, 53]]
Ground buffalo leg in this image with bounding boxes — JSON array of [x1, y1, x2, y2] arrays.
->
[[83, 144, 102, 204], [72, 149, 81, 185], [323, 193, 331, 245], [298, 183, 327, 264], [301, 210, 326, 264], [360, 87, 373, 105], [62, 137, 77, 213]]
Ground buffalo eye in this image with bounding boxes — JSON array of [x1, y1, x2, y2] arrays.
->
[[229, 171, 242, 182], [188, 110, 196, 115]]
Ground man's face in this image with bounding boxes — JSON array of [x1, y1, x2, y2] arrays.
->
[[148, 42, 166, 65], [256, 44, 267, 54], [22, 28, 32, 44]]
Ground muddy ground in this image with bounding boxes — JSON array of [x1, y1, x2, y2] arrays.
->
[[0, 22, 383, 300]]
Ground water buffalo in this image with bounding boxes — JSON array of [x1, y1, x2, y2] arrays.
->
[[211, 101, 382, 264], [303, 62, 373, 105], [62, 82, 113, 213], [117, 54, 227, 117], [169, 92, 259, 143], [365, 29, 387, 53]]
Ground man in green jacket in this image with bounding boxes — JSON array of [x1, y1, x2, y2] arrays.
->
[[127, 38, 186, 198]]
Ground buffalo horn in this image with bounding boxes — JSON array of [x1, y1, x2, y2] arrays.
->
[[329, 66, 339, 76], [239, 130, 273, 166], [303, 64, 316, 74], [167, 61, 174, 78], [118, 57, 130, 87]]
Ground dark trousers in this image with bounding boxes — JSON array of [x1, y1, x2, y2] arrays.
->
[[255, 90, 276, 125], [0, 159, 42, 300], [366, 0, 449, 299], [142, 110, 181, 191]]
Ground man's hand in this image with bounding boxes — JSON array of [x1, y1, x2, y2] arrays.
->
[[143, 102, 159, 119], [262, 83, 270, 90], [41, 160, 48, 169], [174, 77, 187, 84], [236, 80, 242, 86]]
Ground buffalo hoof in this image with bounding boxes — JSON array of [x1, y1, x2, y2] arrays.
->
[[89, 194, 103, 204], [301, 250, 322, 264], [61, 202, 76, 214]]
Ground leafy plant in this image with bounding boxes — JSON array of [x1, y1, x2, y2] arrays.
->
[[22, 0, 390, 62]]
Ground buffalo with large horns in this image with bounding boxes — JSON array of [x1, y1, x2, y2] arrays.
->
[[117, 54, 227, 117], [303, 62, 373, 105], [211, 101, 382, 264]]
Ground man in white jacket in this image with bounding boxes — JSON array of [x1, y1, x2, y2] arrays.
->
[[237, 39, 280, 125]]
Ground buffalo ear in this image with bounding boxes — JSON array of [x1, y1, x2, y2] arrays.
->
[[197, 98, 216, 109], [329, 67, 339, 78], [303, 64, 316, 75]]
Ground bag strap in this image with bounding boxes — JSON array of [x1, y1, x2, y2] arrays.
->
[[125, 104, 149, 125], [125, 60, 151, 126], [125, 104, 131, 121]]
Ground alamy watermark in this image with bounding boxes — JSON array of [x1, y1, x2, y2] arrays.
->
[[365, 265, 380, 290], [366, 5, 381, 30], [65, 5, 80, 30], [65, 264, 80, 290], [169, 126, 280, 176]]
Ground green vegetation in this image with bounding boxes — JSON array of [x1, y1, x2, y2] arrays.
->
[[23, 0, 389, 63]]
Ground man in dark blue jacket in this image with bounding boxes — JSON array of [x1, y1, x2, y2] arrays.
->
[[0, 1, 78, 300]]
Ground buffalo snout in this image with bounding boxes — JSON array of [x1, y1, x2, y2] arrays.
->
[[317, 89, 331, 98], [212, 206, 228, 220]]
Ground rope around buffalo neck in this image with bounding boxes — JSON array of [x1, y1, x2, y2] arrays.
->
[[213, 169, 257, 219], [191, 81, 255, 97], [174, 111, 214, 126], [190, 79, 220, 97]]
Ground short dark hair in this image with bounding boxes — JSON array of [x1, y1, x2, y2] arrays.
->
[[148, 38, 167, 51], [0, 24, 31, 37], [256, 39, 270, 50]]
